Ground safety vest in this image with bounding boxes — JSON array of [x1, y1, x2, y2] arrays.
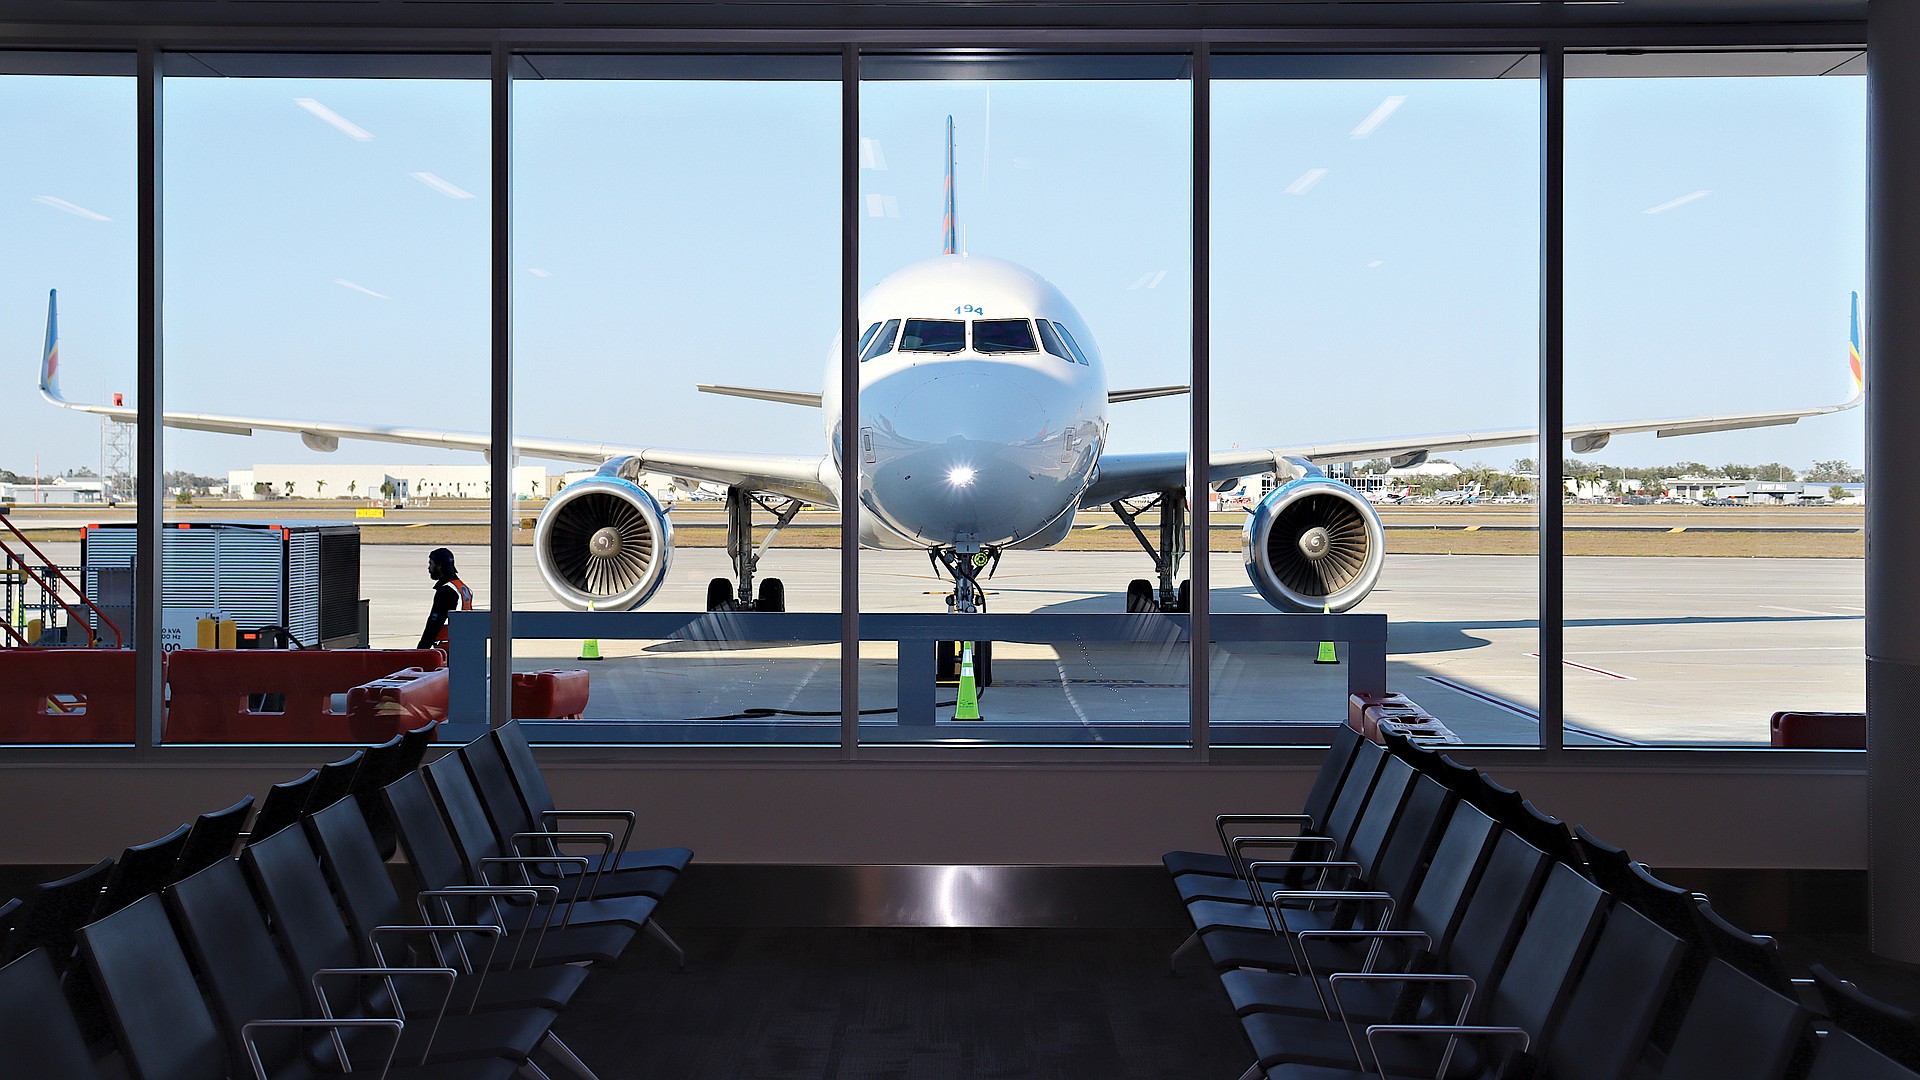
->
[[434, 576, 475, 648]]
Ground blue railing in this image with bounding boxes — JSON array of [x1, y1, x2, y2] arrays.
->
[[445, 609, 1386, 744]]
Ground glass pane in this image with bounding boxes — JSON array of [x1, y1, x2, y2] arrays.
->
[[513, 67, 841, 745], [1212, 70, 1541, 747], [160, 69, 491, 744], [858, 60, 1193, 746], [0, 65, 138, 744], [1566, 67, 1866, 746]]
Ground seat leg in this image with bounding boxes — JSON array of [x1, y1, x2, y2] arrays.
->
[[1170, 929, 1201, 975], [645, 918, 687, 971], [517, 1062, 555, 1080], [1235, 1064, 1265, 1080], [539, 1033, 604, 1080]]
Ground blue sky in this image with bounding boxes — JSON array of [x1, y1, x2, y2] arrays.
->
[[2, 69, 1865, 481]]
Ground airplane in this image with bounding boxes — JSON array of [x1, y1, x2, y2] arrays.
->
[[36, 123, 1866, 622], [1433, 481, 1484, 506], [1364, 483, 1415, 506]]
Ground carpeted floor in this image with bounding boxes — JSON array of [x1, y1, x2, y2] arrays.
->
[[548, 927, 1253, 1080]]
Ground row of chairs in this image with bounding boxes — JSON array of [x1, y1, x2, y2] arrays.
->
[[0, 719, 692, 1079], [0, 721, 438, 973], [1165, 725, 1916, 1080]]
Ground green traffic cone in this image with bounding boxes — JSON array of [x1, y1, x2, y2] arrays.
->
[[954, 641, 983, 720], [1315, 603, 1339, 665], [579, 599, 603, 662]]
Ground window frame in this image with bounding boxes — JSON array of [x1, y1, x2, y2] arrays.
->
[[0, 29, 1871, 773]]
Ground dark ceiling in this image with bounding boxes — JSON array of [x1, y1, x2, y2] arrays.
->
[[0, 0, 1872, 40]]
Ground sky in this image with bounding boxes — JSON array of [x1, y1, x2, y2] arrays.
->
[[0, 68, 1867, 483]]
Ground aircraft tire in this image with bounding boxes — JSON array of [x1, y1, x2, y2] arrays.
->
[[1176, 580, 1192, 613], [1126, 579, 1154, 613], [757, 578, 786, 612], [705, 578, 735, 612]]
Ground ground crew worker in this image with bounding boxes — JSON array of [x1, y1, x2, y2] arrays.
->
[[418, 547, 473, 649]]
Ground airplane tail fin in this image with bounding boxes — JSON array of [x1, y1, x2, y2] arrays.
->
[[39, 289, 62, 402], [942, 115, 957, 256], [1848, 291, 1865, 403]]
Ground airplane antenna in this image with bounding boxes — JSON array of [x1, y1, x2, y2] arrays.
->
[[943, 114, 958, 256]]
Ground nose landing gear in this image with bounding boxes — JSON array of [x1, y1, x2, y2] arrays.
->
[[930, 544, 999, 688]]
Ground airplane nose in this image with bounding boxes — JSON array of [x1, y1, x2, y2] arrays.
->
[[861, 362, 1073, 546]]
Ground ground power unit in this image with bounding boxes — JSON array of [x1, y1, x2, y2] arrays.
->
[[81, 521, 366, 649]]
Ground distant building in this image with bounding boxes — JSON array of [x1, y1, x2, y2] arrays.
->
[[0, 478, 110, 505], [228, 463, 551, 502]]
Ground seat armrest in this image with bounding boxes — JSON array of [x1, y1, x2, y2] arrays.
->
[[369, 923, 502, 976], [1362, 1024, 1530, 1080], [512, 830, 616, 897], [313, 966, 457, 1067], [242, 1017, 403, 1080], [1328, 973, 1477, 1072], [541, 809, 637, 864]]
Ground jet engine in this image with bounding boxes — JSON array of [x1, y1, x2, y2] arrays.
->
[[1242, 478, 1385, 613], [534, 475, 674, 611]]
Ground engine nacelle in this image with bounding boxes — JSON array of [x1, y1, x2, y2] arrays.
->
[[1242, 478, 1385, 613], [534, 476, 674, 611]]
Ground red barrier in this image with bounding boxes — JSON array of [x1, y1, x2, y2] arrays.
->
[[345, 667, 449, 738], [0, 648, 136, 743], [1770, 711, 1866, 749], [165, 649, 444, 743], [512, 669, 591, 720], [1346, 691, 1460, 745]]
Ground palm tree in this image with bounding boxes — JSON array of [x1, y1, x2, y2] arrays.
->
[[316, 479, 327, 497]]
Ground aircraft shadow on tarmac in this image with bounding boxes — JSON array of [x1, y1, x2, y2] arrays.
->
[[1027, 589, 1861, 657], [621, 589, 1858, 658]]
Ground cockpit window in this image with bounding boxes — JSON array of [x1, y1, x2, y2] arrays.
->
[[899, 318, 965, 353], [1052, 321, 1091, 366], [1034, 319, 1073, 361], [856, 321, 882, 355], [972, 319, 1037, 354], [860, 319, 901, 362]]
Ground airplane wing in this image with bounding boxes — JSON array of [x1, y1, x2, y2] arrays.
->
[[37, 292, 837, 507], [1084, 345, 1864, 509], [1083, 393, 1862, 509]]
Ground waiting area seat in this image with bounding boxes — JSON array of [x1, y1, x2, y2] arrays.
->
[[1170, 727, 1920, 1080], [0, 717, 695, 1079]]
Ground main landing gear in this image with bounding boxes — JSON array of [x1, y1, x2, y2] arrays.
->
[[705, 486, 800, 612], [1111, 491, 1192, 613]]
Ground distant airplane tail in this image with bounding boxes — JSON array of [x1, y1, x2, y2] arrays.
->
[[1849, 291, 1865, 403], [942, 115, 957, 256], [39, 288, 60, 401]]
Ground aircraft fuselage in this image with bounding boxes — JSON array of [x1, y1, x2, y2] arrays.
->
[[823, 255, 1110, 551]]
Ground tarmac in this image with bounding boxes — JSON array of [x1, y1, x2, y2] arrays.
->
[[31, 542, 1864, 747]]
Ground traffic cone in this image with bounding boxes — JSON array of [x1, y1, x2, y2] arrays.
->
[[579, 600, 603, 662], [1315, 603, 1339, 665], [954, 641, 983, 720]]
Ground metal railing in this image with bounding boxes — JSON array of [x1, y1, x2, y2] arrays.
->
[[0, 513, 123, 647], [444, 608, 1386, 746]]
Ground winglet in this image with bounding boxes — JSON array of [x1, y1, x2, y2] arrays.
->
[[1848, 291, 1865, 403], [942, 115, 957, 256], [40, 289, 62, 402]]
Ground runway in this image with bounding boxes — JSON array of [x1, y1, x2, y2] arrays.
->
[[31, 542, 1863, 747]]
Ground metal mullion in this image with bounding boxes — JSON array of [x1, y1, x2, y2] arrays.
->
[[1190, 45, 1210, 761], [840, 44, 861, 761], [134, 44, 163, 752], [1539, 46, 1565, 753], [488, 44, 514, 729]]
